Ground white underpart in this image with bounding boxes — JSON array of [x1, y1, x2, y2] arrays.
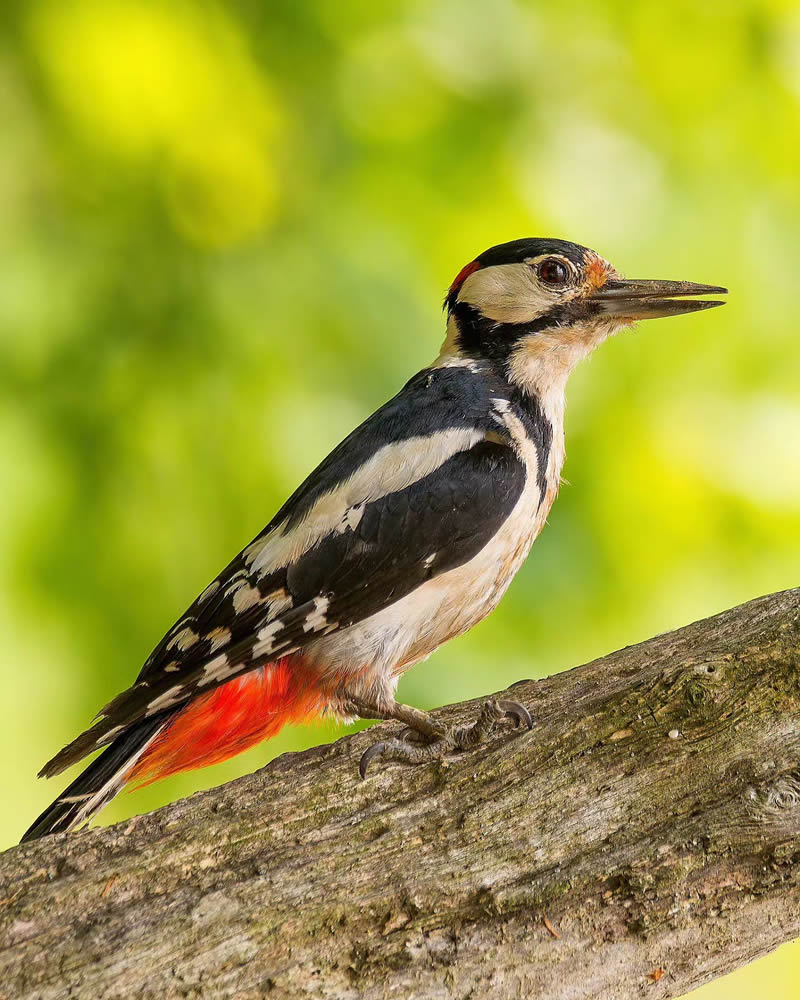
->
[[244, 428, 485, 577]]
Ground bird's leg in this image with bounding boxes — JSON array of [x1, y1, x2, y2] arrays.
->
[[343, 697, 447, 740], [341, 696, 448, 775], [346, 695, 532, 778]]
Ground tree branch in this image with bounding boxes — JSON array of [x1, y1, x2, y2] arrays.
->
[[2, 589, 799, 999]]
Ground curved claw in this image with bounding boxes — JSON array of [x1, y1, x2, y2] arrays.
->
[[359, 741, 388, 779], [497, 699, 533, 730]]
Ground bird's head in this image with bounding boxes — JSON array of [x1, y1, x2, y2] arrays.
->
[[441, 238, 726, 398]]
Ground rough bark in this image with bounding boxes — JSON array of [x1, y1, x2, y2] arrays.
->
[[1, 589, 799, 1000]]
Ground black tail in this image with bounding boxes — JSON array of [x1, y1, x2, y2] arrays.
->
[[21, 717, 167, 843]]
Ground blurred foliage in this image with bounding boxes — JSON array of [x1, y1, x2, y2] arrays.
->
[[1, 1, 799, 994]]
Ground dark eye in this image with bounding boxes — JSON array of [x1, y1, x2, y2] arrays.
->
[[538, 257, 570, 287]]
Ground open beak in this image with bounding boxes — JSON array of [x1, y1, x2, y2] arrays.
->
[[588, 278, 728, 321]]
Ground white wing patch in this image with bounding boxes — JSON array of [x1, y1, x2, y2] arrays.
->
[[337, 504, 365, 534], [244, 428, 484, 578]]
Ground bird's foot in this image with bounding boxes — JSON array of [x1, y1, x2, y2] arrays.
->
[[449, 697, 532, 749], [359, 697, 531, 778]]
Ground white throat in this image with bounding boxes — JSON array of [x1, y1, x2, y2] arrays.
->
[[506, 319, 619, 488], [507, 320, 616, 407]]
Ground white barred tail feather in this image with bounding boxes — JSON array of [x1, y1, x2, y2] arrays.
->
[[21, 716, 168, 842]]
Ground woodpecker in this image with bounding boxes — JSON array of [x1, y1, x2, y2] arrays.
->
[[22, 238, 726, 841]]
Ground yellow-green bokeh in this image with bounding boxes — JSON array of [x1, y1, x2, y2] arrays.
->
[[1, 2, 798, 995]]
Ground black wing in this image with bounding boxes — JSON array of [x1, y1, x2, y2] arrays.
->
[[43, 435, 527, 775]]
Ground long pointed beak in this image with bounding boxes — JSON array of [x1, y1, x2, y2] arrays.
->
[[588, 278, 728, 321]]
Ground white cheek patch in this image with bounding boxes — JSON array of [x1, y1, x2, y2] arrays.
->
[[457, 262, 556, 324]]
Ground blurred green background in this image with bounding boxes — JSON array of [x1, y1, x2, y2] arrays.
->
[[1, 0, 798, 994]]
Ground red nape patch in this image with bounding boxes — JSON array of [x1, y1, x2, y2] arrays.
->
[[448, 259, 481, 296], [126, 655, 323, 786]]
